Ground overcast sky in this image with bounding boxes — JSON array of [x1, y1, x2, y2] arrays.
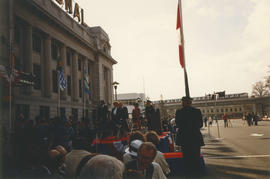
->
[[74, 0, 270, 101]]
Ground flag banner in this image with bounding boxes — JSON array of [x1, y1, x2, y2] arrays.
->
[[58, 69, 66, 91], [84, 68, 90, 94], [176, 0, 185, 68]]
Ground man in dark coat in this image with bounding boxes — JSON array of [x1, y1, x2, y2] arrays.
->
[[119, 102, 130, 136], [97, 100, 109, 138], [145, 100, 155, 130], [111, 101, 122, 137], [175, 96, 204, 177]]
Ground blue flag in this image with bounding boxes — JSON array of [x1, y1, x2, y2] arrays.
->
[[58, 69, 66, 91], [84, 68, 90, 94]]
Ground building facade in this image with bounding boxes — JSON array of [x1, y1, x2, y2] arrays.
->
[[0, 0, 117, 130], [116, 93, 146, 114], [153, 93, 270, 119]]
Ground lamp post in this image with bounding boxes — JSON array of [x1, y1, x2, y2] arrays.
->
[[112, 81, 119, 101]]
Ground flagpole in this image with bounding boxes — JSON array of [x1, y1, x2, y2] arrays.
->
[[83, 65, 85, 119], [178, 0, 190, 98], [58, 72, 60, 117], [9, 34, 12, 131]]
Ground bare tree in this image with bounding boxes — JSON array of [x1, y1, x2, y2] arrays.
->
[[252, 81, 269, 97], [265, 65, 270, 92], [265, 76, 270, 91]]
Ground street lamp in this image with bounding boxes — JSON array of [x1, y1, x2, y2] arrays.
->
[[112, 81, 119, 101]]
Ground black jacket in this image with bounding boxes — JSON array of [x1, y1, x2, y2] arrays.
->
[[175, 106, 204, 147]]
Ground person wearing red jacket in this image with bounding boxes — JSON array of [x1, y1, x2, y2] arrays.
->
[[132, 103, 141, 130]]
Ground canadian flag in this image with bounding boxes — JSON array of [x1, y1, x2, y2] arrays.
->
[[176, 0, 184, 68]]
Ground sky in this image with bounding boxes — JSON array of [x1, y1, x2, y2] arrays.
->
[[74, 0, 270, 101]]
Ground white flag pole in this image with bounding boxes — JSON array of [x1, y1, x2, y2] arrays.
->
[[178, 0, 190, 98]]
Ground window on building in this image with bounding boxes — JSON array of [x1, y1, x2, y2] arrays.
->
[[239, 107, 242, 111], [225, 109, 228, 112], [52, 70, 58, 93], [221, 109, 224, 112], [207, 109, 209, 113], [230, 108, 233, 112], [60, 107, 66, 118], [33, 64, 41, 90], [79, 79, 82, 98], [235, 108, 238, 112], [51, 41, 59, 60], [211, 109, 213, 113], [67, 75, 71, 96], [216, 109, 219, 112], [32, 33, 41, 53], [72, 108, 78, 120], [66, 51, 71, 66], [202, 110, 205, 113], [16, 104, 30, 120], [78, 57, 82, 71], [40, 106, 50, 120]]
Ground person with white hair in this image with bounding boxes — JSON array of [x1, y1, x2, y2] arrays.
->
[[79, 155, 125, 179]]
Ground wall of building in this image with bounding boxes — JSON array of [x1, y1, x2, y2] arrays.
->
[[0, 0, 117, 130]]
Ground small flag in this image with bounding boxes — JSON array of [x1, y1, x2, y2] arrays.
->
[[84, 68, 90, 94], [58, 69, 66, 91], [176, 0, 184, 68]]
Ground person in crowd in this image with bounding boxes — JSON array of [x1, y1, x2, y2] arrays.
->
[[222, 113, 228, 128], [132, 103, 141, 130], [119, 102, 130, 136], [208, 116, 213, 127], [161, 118, 169, 132], [123, 131, 146, 163], [124, 169, 145, 179], [145, 131, 170, 175], [65, 120, 75, 151], [125, 142, 166, 179], [53, 117, 68, 148], [123, 139, 143, 164], [79, 155, 125, 179], [253, 112, 259, 126], [46, 145, 67, 178], [111, 101, 122, 137], [97, 100, 110, 138], [64, 137, 93, 178], [145, 100, 155, 130], [203, 116, 208, 127], [246, 112, 253, 126], [20, 129, 52, 178], [175, 96, 204, 177], [152, 109, 162, 135]]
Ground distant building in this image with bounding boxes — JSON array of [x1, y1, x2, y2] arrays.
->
[[0, 0, 117, 130], [153, 93, 270, 119], [116, 93, 146, 114]]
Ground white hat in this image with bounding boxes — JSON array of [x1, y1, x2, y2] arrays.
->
[[124, 140, 143, 157]]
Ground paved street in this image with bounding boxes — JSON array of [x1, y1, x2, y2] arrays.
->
[[201, 119, 270, 178]]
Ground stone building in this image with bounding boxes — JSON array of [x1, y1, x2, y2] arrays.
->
[[0, 0, 117, 129], [116, 93, 146, 114], [153, 93, 270, 119]]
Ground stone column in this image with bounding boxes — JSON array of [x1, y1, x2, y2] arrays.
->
[[43, 35, 52, 98], [92, 53, 100, 103], [60, 44, 67, 100], [72, 51, 78, 101], [23, 24, 33, 95]]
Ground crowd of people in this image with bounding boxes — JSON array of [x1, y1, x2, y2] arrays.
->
[[201, 112, 261, 128], [2, 99, 172, 178]]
